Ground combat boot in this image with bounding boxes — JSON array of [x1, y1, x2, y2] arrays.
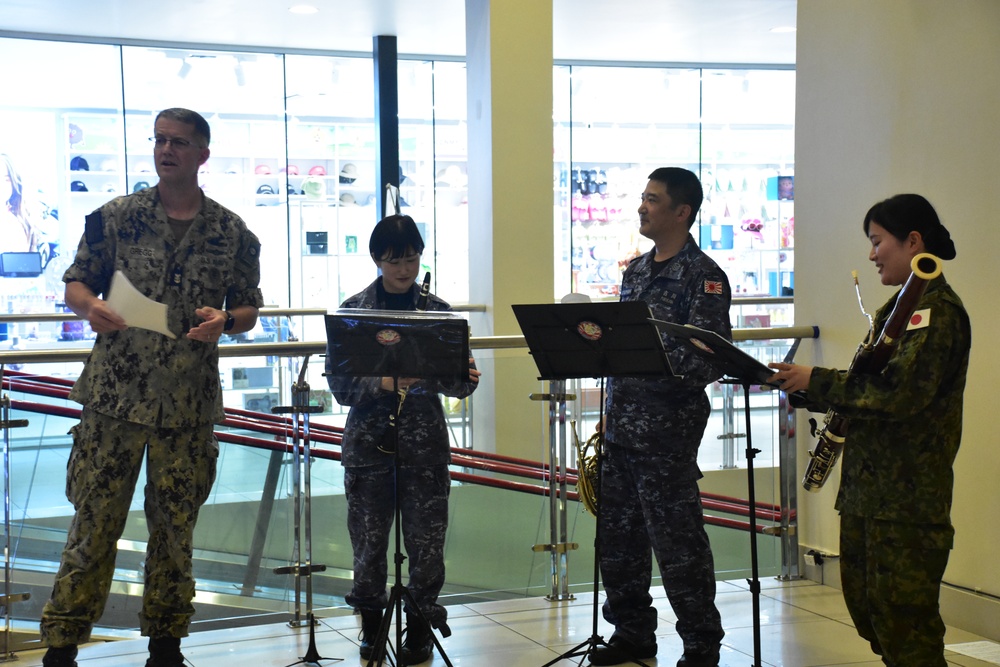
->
[[41, 644, 78, 667], [358, 608, 383, 660], [399, 612, 433, 665], [145, 636, 186, 667]]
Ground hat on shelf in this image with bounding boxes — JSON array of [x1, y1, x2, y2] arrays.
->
[[70, 180, 88, 192], [339, 192, 357, 206], [256, 184, 276, 195], [133, 181, 150, 192], [226, 164, 242, 175], [301, 176, 326, 200], [100, 158, 118, 172], [134, 162, 154, 173], [68, 123, 84, 146], [282, 164, 300, 175], [70, 156, 89, 171], [435, 165, 467, 187], [103, 183, 117, 193], [339, 163, 358, 184], [255, 164, 272, 175], [308, 165, 327, 176]]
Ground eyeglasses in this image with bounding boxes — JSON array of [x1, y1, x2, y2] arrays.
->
[[150, 136, 200, 149]]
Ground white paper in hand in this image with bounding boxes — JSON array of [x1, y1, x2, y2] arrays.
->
[[107, 270, 177, 339]]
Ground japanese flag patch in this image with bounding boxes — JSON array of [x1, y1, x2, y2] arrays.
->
[[907, 308, 931, 330], [704, 280, 724, 295]]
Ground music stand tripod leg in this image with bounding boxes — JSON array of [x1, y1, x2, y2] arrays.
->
[[741, 382, 763, 667], [367, 377, 454, 667], [539, 378, 652, 667]]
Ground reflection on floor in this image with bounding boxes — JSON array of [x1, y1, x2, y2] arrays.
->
[[11, 578, 997, 667]]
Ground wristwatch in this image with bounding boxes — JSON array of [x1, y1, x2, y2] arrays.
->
[[223, 310, 236, 332]]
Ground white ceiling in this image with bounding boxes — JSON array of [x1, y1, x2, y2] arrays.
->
[[0, 0, 796, 65]]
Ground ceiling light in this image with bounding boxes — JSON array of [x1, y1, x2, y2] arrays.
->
[[289, 4, 319, 14]]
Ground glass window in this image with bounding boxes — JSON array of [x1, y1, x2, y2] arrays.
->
[[284, 54, 377, 340], [560, 66, 701, 299], [0, 38, 124, 342], [556, 65, 795, 314]]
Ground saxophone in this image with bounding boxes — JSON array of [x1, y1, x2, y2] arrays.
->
[[802, 253, 942, 491]]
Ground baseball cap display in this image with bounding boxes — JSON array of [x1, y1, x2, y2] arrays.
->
[[102, 183, 117, 193], [70, 156, 89, 171], [68, 123, 84, 146], [100, 158, 118, 172], [339, 163, 358, 184], [133, 181, 150, 192], [255, 164, 272, 175], [134, 162, 154, 173], [256, 184, 276, 195], [282, 164, 300, 175], [70, 180, 88, 192], [339, 192, 357, 206], [308, 165, 326, 176], [301, 176, 325, 200]]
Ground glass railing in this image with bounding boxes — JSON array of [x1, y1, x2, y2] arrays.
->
[[1, 308, 810, 646]]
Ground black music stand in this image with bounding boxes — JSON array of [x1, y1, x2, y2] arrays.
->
[[650, 319, 798, 667], [325, 309, 470, 667], [512, 301, 674, 667]]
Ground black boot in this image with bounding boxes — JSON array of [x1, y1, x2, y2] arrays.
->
[[399, 612, 434, 665], [358, 608, 383, 660], [145, 636, 185, 667], [42, 644, 78, 667]]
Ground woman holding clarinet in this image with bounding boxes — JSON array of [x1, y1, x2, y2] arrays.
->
[[768, 194, 970, 667], [326, 214, 479, 665]]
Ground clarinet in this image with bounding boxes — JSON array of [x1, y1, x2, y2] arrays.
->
[[380, 271, 432, 454], [802, 253, 942, 492], [415, 272, 431, 311]]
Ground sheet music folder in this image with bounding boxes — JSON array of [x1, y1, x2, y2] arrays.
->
[[651, 319, 792, 392], [512, 301, 675, 381], [325, 309, 470, 382]]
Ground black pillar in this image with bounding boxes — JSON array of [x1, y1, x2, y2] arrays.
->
[[373, 34, 399, 221]]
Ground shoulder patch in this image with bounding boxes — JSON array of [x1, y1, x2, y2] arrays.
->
[[84, 210, 104, 245], [704, 280, 724, 295], [907, 308, 931, 330]]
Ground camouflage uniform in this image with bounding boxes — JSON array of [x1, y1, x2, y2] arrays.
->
[[805, 276, 970, 667], [326, 279, 478, 629], [601, 236, 729, 654], [40, 186, 264, 646]]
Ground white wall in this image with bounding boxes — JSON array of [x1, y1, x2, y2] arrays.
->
[[795, 0, 1000, 638]]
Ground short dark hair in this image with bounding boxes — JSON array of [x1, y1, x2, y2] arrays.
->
[[863, 194, 956, 260], [647, 167, 703, 228], [369, 214, 425, 260], [155, 108, 211, 147]]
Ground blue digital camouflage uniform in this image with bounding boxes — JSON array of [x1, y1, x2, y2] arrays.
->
[[40, 186, 264, 646], [805, 276, 970, 667], [326, 278, 478, 630], [601, 235, 730, 655]]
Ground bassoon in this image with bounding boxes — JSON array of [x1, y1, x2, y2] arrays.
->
[[801, 252, 942, 492]]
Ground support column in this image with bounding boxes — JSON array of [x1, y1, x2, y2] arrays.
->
[[373, 35, 400, 221], [465, 0, 554, 458]]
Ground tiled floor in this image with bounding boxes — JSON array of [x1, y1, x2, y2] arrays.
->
[[9, 578, 998, 667]]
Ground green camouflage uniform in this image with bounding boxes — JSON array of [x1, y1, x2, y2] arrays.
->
[[40, 186, 263, 646], [806, 276, 970, 667]]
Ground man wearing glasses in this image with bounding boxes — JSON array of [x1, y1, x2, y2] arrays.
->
[[39, 108, 264, 667]]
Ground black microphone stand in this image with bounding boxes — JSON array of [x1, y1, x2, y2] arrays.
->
[[272, 356, 342, 666], [2, 372, 31, 661]]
